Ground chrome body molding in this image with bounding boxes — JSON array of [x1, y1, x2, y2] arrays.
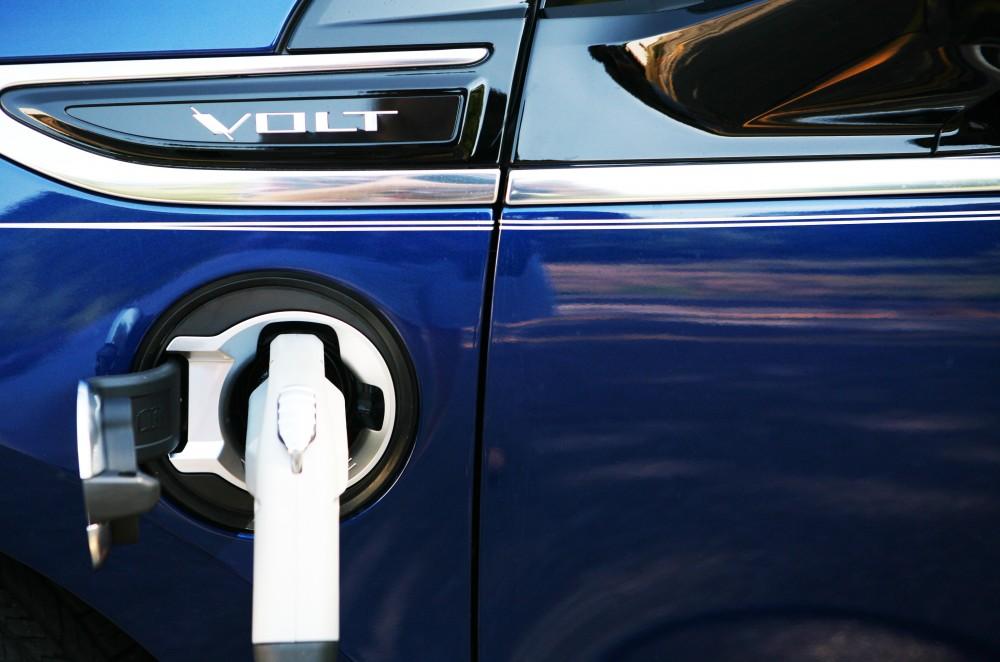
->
[[501, 207, 1000, 231], [0, 220, 493, 231], [0, 50, 499, 206], [505, 157, 1000, 206]]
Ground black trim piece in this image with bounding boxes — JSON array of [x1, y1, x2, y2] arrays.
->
[[512, 0, 1000, 162], [276, 0, 316, 54], [3, 77, 489, 168]]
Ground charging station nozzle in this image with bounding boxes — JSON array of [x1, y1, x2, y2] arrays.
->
[[245, 334, 349, 662]]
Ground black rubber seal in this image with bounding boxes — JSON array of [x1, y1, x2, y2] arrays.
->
[[133, 271, 418, 531]]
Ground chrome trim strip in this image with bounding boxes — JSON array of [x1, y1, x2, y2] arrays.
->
[[0, 50, 498, 206], [0, 49, 490, 87], [0, 221, 493, 231], [505, 158, 1000, 206], [505, 208, 1000, 224], [502, 207, 1000, 230], [502, 216, 998, 231]]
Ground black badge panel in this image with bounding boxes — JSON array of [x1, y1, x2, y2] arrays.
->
[[2, 72, 490, 167], [66, 95, 463, 147]]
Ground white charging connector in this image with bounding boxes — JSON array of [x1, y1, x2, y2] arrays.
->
[[244, 334, 349, 662]]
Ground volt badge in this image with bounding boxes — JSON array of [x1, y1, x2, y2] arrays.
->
[[190, 107, 399, 141], [52, 94, 462, 148]]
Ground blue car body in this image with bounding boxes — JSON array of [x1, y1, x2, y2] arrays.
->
[[1, 1, 999, 660]]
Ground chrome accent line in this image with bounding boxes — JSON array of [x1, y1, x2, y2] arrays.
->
[[0, 221, 493, 231], [0, 50, 498, 206], [505, 208, 1000, 224], [0, 49, 490, 87], [505, 158, 1000, 206], [501, 216, 998, 231], [501, 207, 1000, 231]]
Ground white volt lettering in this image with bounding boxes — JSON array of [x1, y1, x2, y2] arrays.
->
[[191, 107, 398, 139]]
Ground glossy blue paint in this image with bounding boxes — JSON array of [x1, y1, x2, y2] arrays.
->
[[0, 157, 491, 661], [481, 198, 1000, 660], [0, 0, 299, 62]]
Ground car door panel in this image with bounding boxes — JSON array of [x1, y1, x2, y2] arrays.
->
[[481, 2, 1000, 654], [481, 195, 1000, 660]]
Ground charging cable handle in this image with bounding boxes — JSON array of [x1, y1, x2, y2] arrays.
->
[[245, 334, 349, 662], [77, 361, 182, 568]]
